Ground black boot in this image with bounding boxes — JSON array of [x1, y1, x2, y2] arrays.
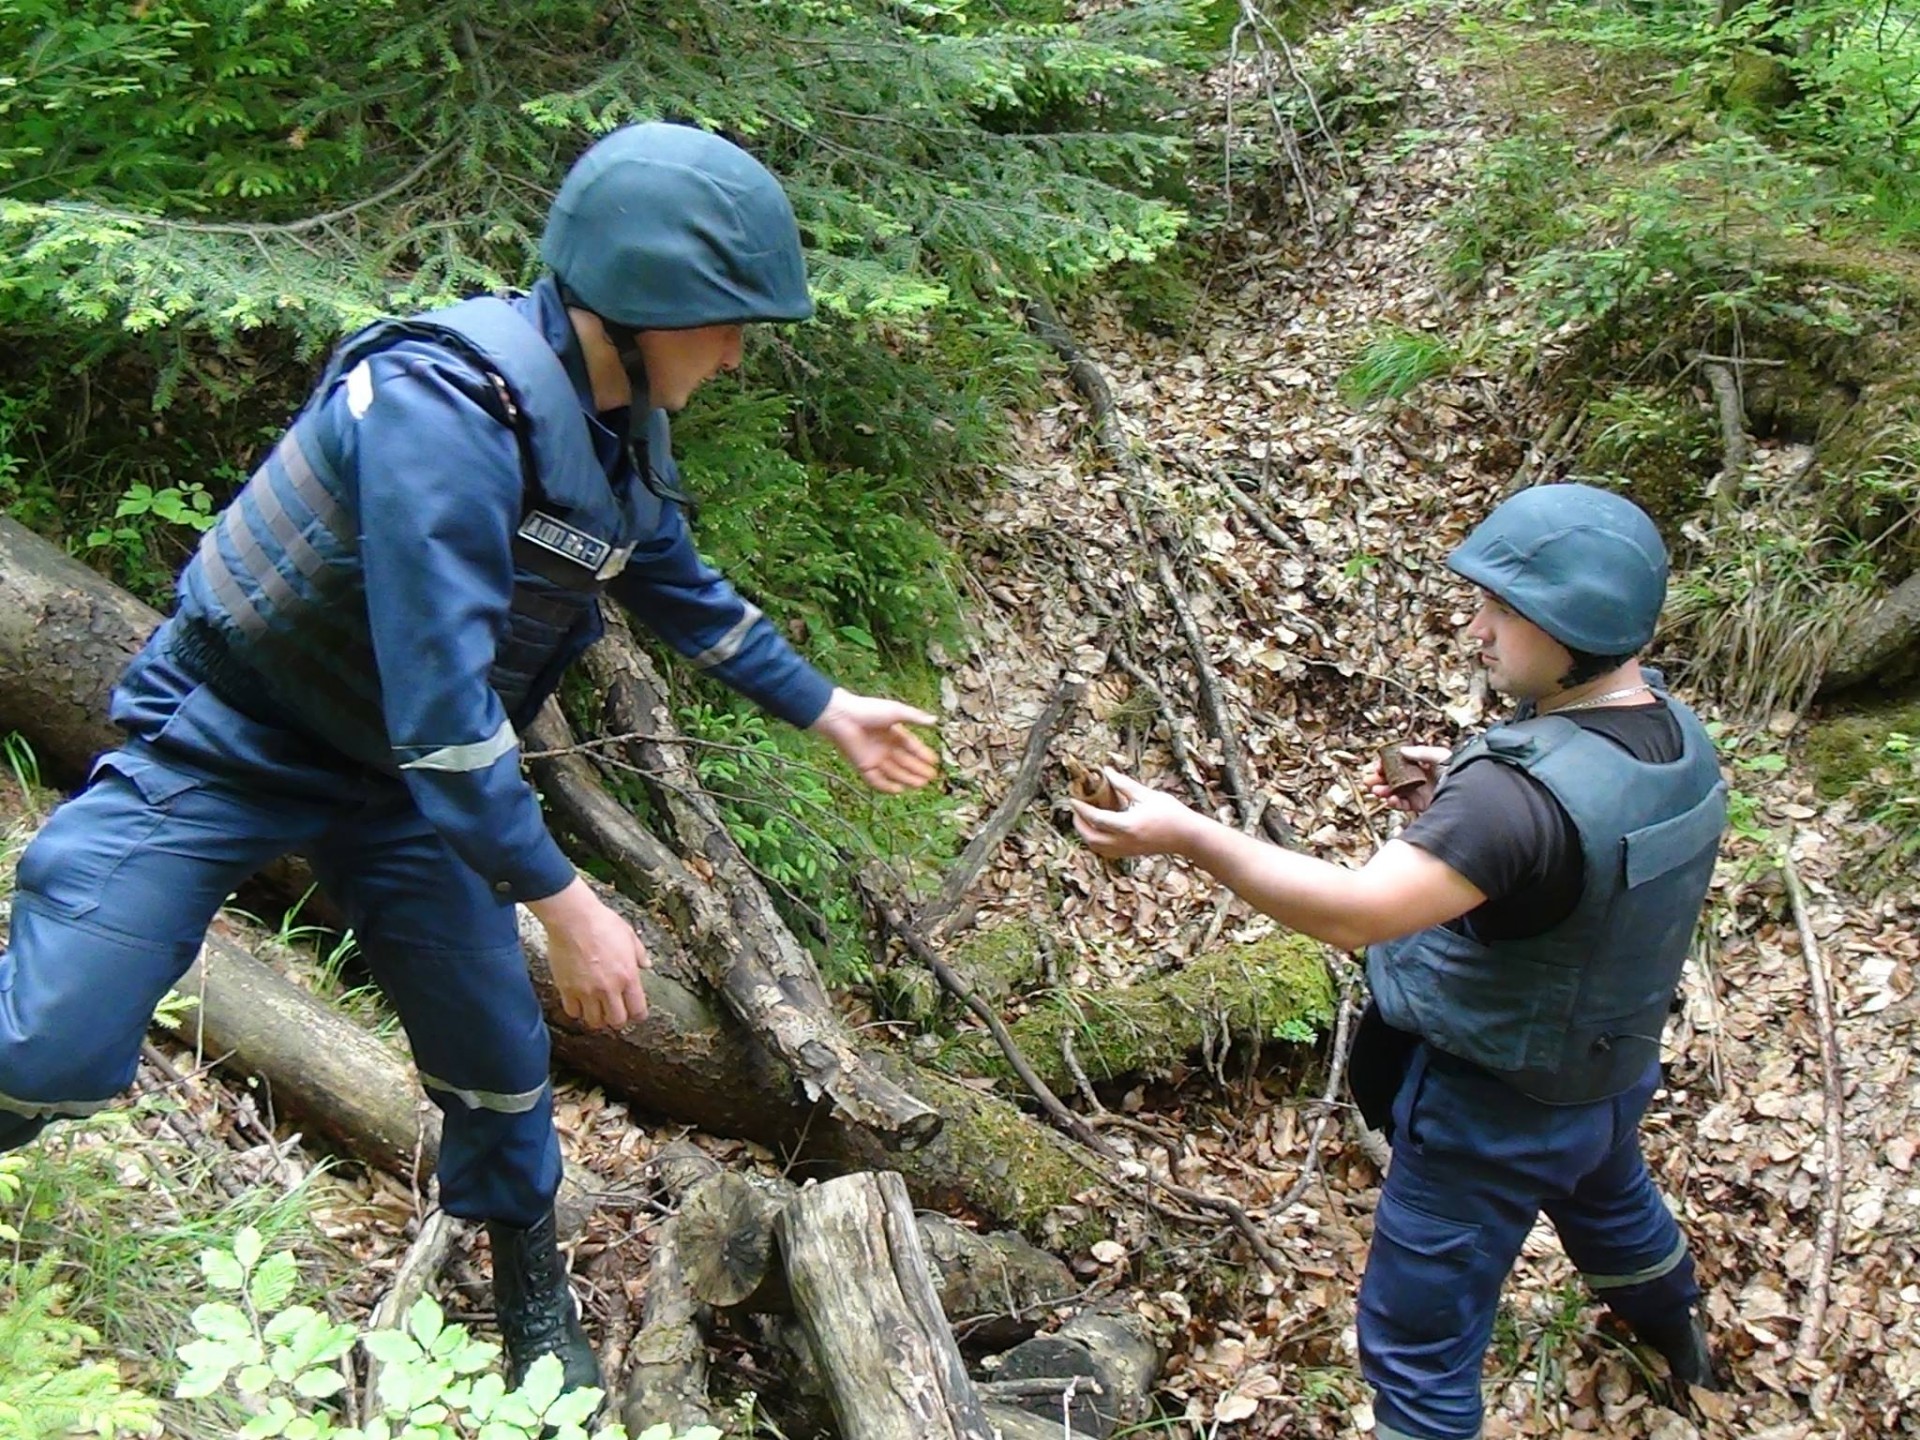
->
[[486, 1210, 602, 1398], [1636, 1310, 1719, 1393]]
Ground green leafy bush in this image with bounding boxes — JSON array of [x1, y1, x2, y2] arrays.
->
[[172, 1226, 672, 1440]]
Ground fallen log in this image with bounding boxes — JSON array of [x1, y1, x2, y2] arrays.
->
[[0, 516, 158, 781], [992, 1311, 1158, 1439], [525, 691, 942, 1152], [668, 1170, 1076, 1348], [779, 1171, 995, 1440], [622, 1142, 723, 1434], [167, 920, 439, 1186], [952, 935, 1334, 1092]]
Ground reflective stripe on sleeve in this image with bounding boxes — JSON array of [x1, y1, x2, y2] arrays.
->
[[276, 432, 352, 539], [396, 719, 518, 774], [196, 525, 273, 639], [687, 603, 763, 670]]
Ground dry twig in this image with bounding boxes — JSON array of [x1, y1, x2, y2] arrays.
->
[[1782, 841, 1846, 1364], [921, 672, 1087, 935]]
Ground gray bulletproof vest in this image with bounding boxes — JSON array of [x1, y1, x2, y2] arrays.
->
[[1367, 698, 1727, 1104]]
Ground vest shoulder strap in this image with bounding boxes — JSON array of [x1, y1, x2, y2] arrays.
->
[[316, 297, 595, 519]]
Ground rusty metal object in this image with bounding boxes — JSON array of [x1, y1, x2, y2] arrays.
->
[[1377, 746, 1427, 799], [1064, 757, 1123, 812]]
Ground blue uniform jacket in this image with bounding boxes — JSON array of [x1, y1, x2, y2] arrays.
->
[[115, 279, 832, 904]]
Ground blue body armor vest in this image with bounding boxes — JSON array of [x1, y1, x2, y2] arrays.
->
[[173, 297, 655, 771], [1366, 698, 1727, 1104]]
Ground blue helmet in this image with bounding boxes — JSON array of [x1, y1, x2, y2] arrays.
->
[[540, 123, 814, 330], [1447, 484, 1669, 655]]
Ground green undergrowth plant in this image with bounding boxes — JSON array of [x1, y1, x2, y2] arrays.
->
[[1803, 700, 1920, 888], [1339, 326, 1459, 406], [3, 1109, 320, 1436], [0, 1250, 165, 1440], [1664, 505, 1880, 717], [675, 694, 958, 985], [174, 1228, 662, 1440]]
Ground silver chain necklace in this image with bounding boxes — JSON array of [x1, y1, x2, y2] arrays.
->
[[1545, 683, 1653, 715]]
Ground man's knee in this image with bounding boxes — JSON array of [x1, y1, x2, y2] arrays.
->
[[0, 904, 193, 1120]]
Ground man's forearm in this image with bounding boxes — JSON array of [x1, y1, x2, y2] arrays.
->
[[1176, 818, 1373, 948]]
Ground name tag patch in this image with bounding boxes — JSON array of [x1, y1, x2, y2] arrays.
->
[[516, 511, 631, 580]]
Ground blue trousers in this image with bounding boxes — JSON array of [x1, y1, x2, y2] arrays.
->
[[1359, 1045, 1698, 1440], [0, 740, 560, 1225]]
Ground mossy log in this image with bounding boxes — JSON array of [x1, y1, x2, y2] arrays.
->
[[947, 936, 1335, 1092]]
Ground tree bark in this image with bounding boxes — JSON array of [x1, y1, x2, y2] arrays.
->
[[526, 688, 943, 1151], [0, 517, 158, 782], [779, 1172, 995, 1440]]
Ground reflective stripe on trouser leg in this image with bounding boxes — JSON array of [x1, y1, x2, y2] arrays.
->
[[1359, 1048, 1620, 1440], [1, 749, 326, 1148], [1545, 1065, 1699, 1333], [306, 797, 561, 1227]]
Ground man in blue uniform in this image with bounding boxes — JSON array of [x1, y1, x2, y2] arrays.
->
[[0, 124, 937, 1396], [1071, 485, 1723, 1438]]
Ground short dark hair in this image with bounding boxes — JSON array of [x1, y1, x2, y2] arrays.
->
[[1562, 648, 1633, 685]]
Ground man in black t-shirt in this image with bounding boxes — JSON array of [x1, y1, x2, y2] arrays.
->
[[1073, 485, 1723, 1440]]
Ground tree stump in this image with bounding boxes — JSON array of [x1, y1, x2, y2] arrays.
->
[[675, 1171, 793, 1314], [778, 1172, 994, 1440], [991, 1310, 1159, 1439]]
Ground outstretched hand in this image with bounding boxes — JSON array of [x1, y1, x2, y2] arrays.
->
[[810, 687, 940, 793], [1068, 766, 1205, 859]]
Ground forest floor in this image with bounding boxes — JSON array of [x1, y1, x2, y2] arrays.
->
[[6, 4, 1917, 1440], [922, 4, 1920, 1438]]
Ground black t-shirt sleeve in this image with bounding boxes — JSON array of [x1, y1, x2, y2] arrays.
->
[[1400, 757, 1583, 941], [1403, 758, 1563, 897], [1394, 701, 1687, 942]]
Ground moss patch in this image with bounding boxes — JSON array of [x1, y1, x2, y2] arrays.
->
[[950, 935, 1335, 1091], [1804, 697, 1920, 799], [873, 918, 1041, 1027], [885, 1066, 1109, 1253]]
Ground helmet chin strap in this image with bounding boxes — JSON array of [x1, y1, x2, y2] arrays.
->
[[596, 315, 652, 410], [597, 313, 702, 518]]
